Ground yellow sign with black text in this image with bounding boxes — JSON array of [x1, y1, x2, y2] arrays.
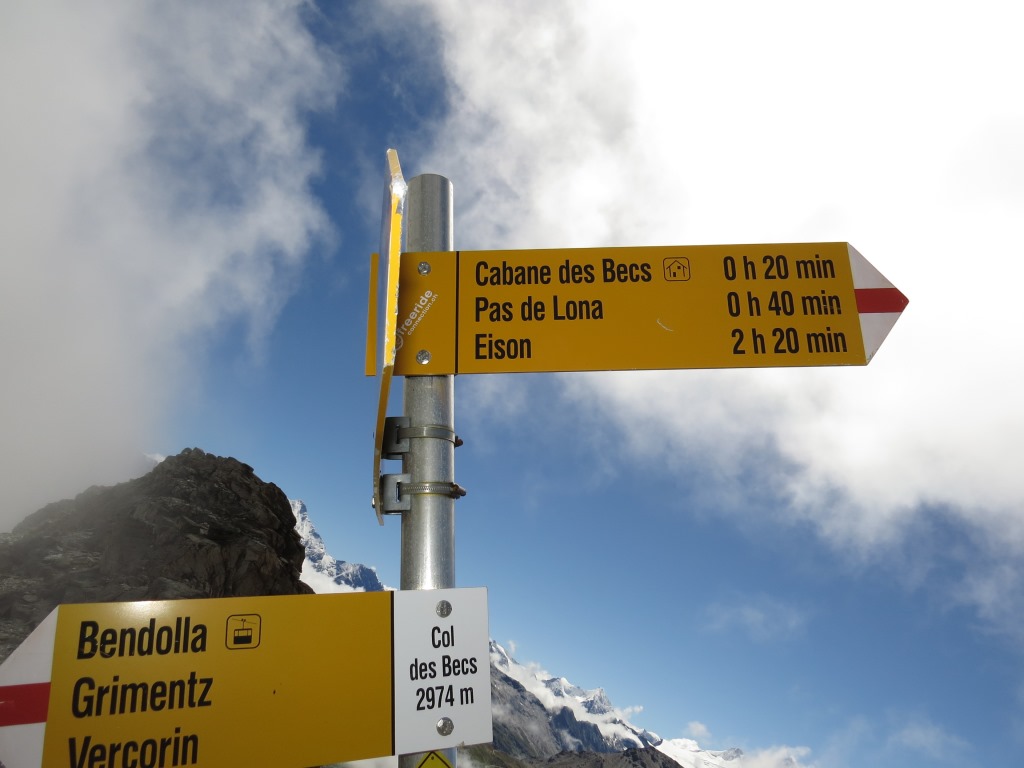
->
[[393, 243, 908, 374], [0, 589, 492, 768], [43, 593, 393, 768]]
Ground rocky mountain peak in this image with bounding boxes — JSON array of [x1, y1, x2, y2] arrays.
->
[[293, 499, 384, 592], [0, 447, 310, 663], [0, 449, 759, 768]]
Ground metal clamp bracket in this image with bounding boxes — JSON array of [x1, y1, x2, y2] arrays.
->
[[377, 473, 467, 515], [382, 416, 462, 459]]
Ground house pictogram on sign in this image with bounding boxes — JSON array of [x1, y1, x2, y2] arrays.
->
[[663, 257, 691, 281]]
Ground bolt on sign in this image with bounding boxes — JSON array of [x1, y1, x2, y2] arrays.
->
[[383, 242, 907, 375], [0, 588, 491, 768]]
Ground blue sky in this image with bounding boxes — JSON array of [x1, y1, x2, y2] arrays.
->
[[3, 2, 1023, 766]]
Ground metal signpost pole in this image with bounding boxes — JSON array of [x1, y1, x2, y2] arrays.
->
[[400, 173, 458, 768]]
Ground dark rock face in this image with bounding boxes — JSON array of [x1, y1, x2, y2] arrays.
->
[[462, 743, 680, 768], [550, 706, 613, 753], [0, 448, 311, 663], [490, 663, 566, 759], [489, 663, 628, 760]]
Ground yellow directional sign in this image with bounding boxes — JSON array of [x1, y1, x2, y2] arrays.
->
[[370, 148, 408, 523], [41, 593, 391, 767], [391, 243, 908, 375], [0, 589, 492, 768]]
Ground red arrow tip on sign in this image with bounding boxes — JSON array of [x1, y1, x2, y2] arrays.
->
[[854, 287, 909, 314], [0, 682, 50, 727], [847, 244, 908, 362]]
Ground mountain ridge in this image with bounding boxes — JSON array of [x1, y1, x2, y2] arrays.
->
[[292, 499, 385, 593], [0, 447, 309, 663], [0, 450, 807, 768], [293, 502, 758, 768]]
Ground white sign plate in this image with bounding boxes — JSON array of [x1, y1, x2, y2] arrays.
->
[[393, 588, 492, 753]]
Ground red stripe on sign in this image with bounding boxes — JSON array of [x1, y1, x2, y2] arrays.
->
[[855, 287, 908, 314], [0, 682, 50, 726]]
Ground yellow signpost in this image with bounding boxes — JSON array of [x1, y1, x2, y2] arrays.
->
[[0, 589, 492, 768], [45, 594, 390, 768], [388, 243, 908, 375]]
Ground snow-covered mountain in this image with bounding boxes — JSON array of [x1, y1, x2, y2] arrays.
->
[[292, 502, 809, 768], [292, 499, 385, 593], [490, 640, 757, 768]]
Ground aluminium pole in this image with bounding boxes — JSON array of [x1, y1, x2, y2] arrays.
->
[[400, 173, 457, 768]]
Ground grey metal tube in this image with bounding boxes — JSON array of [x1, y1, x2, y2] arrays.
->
[[399, 174, 457, 768], [400, 173, 456, 592]]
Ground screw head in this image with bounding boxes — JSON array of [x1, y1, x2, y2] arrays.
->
[[418, 261, 431, 275], [416, 350, 431, 364], [436, 600, 452, 618], [436, 717, 454, 736]]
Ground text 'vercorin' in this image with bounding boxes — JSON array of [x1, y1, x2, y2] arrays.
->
[[395, 290, 438, 351], [68, 617, 210, 767]]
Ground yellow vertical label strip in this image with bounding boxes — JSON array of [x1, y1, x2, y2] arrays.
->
[[365, 251, 380, 377], [393, 251, 459, 375], [372, 149, 407, 524]]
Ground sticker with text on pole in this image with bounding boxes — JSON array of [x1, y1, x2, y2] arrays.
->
[[0, 588, 491, 768], [390, 242, 907, 374]]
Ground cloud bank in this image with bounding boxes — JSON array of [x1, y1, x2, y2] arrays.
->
[[0, 1, 339, 527], [382, 0, 1024, 635]]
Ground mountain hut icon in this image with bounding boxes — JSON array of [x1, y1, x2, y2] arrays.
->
[[663, 257, 691, 281]]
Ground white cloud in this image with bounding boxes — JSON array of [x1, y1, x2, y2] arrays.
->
[[703, 593, 808, 643], [816, 716, 873, 768], [382, 0, 1024, 634], [740, 745, 816, 768], [684, 721, 712, 742], [816, 713, 970, 768], [886, 716, 970, 762], [0, 1, 339, 527], [300, 561, 362, 595], [662, 737, 817, 768]]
